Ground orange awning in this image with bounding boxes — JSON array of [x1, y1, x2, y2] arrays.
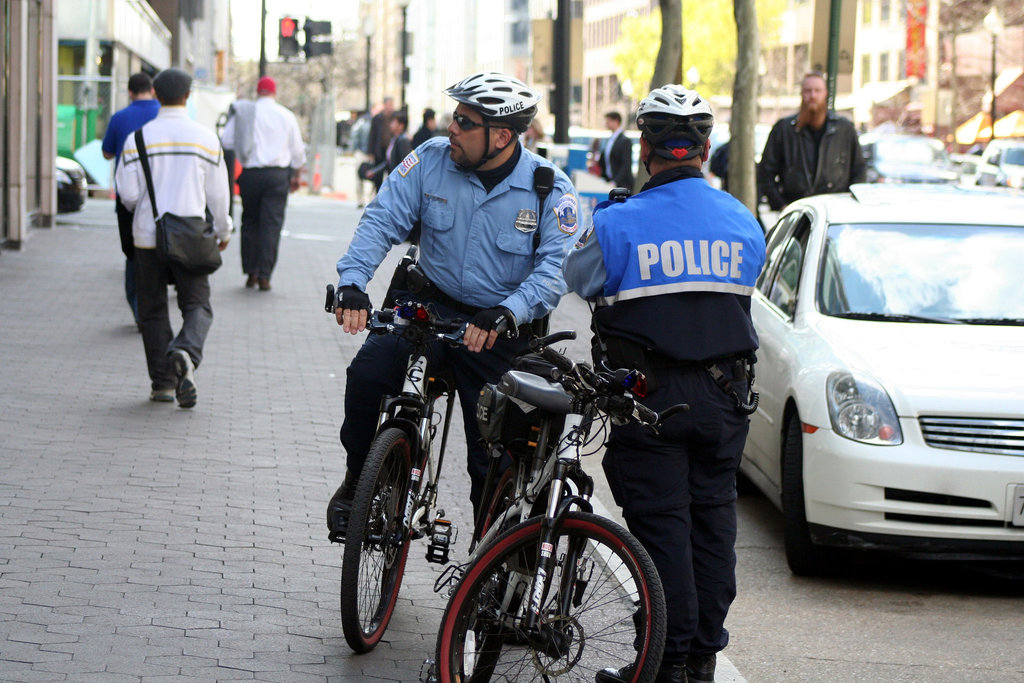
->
[[955, 112, 991, 145], [994, 110, 1024, 138]]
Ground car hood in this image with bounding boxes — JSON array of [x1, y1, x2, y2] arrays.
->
[[874, 161, 958, 182], [812, 316, 1024, 414]]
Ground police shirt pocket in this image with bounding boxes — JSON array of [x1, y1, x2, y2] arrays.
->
[[423, 194, 454, 233], [495, 223, 533, 286]]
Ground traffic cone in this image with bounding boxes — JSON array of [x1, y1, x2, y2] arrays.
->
[[312, 153, 322, 194]]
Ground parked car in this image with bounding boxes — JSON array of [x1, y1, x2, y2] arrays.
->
[[742, 183, 1024, 575], [859, 133, 958, 184], [56, 156, 87, 213], [973, 137, 1024, 189], [949, 152, 982, 185]]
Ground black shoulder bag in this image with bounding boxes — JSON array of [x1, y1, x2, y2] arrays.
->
[[134, 129, 222, 275]]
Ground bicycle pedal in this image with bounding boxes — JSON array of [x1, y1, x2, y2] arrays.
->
[[425, 517, 456, 564], [419, 658, 438, 683]]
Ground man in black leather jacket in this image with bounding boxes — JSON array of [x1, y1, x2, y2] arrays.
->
[[758, 72, 865, 210]]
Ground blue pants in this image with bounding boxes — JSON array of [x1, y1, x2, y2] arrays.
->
[[602, 363, 749, 664], [339, 302, 528, 515]]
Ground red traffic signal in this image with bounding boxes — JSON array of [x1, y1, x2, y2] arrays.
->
[[279, 17, 297, 38]]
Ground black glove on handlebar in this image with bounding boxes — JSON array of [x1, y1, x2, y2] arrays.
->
[[470, 306, 518, 339], [338, 285, 371, 312]]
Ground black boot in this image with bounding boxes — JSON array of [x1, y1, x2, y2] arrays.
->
[[326, 472, 356, 543], [685, 653, 716, 683], [595, 661, 687, 683]]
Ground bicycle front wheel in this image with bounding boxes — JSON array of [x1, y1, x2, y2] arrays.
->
[[435, 511, 666, 682], [340, 427, 414, 653]]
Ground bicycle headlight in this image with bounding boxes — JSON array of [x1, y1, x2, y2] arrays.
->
[[825, 371, 902, 445]]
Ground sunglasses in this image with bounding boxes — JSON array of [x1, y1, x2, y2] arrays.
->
[[452, 112, 486, 132]]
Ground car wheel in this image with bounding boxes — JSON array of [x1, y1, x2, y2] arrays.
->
[[781, 412, 834, 576]]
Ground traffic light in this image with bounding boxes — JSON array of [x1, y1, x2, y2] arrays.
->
[[304, 19, 332, 57], [279, 17, 299, 58]]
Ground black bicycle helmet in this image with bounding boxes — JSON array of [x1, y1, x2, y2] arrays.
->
[[636, 84, 714, 162]]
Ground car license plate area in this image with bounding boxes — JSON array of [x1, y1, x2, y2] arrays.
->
[[1014, 485, 1024, 527]]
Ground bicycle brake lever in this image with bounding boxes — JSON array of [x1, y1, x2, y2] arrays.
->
[[325, 284, 336, 313]]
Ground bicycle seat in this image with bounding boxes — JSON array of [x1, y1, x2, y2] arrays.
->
[[497, 370, 573, 415]]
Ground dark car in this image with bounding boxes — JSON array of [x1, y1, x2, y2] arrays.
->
[[56, 156, 87, 213], [859, 133, 958, 184]]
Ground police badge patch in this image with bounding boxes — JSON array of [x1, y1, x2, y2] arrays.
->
[[514, 209, 538, 233], [397, 151, 420, 177], [554, 193, 578, 235]]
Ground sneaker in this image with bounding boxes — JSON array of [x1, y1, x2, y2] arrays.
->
[[171, 349, 197, 409], [685, 653, 715, 683], [149, 387, 175, 402], [327, 473, 356, 543]]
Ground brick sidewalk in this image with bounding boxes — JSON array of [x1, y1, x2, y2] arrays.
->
[[0, 196, 473, 682]]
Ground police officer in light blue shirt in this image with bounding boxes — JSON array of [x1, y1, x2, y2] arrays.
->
[[565, 85, 765, 683], [326, 72, 580, 541]]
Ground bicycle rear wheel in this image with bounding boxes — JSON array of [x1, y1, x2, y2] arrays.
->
[[435, 512, 666, 682], [340, 427, 413, 653]]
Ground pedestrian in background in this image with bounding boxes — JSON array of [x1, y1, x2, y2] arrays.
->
[[349, 108, 374, 208], [758, 72, 865, 211], [102, 72, 160, 331], [521, 117, 545, 154], [384, 111, 412, 174], [221, 76, 304, 292], [564, 84, 766, 683], [114, 68, 232, 408], [595, 110, 634, 189], [366, 96, 395, 193], [411, 107, 438, 148]]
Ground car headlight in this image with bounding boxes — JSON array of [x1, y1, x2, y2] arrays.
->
[[56, 168, 71, 185], [825, 372, 903, 445], [1007, 174, 1023, 190]]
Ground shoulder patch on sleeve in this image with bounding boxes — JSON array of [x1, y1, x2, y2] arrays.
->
[[553, 193, 578, 235], [397, 151, 420, 177]]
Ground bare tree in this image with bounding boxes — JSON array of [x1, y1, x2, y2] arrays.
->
[[729, 0, 759, 213]]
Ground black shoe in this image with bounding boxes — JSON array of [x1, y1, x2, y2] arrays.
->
[[685, 653, 715, 683], [596, 661, 687, 683], [171, 349, 197, 409], [327, 474, 356, 543], [245, 274, 257, 288]]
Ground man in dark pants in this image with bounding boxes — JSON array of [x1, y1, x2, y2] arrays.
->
[[326, 72, 580, 542], [564, 84, 766, 683], [114, 69, 232, 408], [102, 72, 160, 329], [221, 76, 304, 291], [366, 96, 395, 193]]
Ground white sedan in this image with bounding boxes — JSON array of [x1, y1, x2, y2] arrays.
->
[[741, 184, 1024, 575]]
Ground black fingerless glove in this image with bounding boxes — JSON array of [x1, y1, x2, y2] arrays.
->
[[470, 306, 518, 339], [338, 285, 371, 312]]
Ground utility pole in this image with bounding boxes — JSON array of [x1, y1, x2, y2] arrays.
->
[[259, 0, 267, 78], [552, 0, 570, 143]]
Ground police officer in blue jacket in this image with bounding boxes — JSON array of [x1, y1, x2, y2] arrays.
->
[[564, 85, 766, 683], [327, 72, 580, 542]]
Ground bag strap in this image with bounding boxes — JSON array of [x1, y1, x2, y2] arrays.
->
[[134, 128, 159, 220]]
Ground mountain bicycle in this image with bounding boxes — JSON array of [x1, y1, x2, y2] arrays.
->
[[325, 286, 468, 653], [424, 330, 688, 683]]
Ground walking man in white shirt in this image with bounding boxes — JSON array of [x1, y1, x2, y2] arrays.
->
[[115, 68, 232, 408], [221, 76, 305, 291]]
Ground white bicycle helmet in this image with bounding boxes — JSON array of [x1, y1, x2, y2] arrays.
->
[[444, 71, 541, 134], [636, 84, 714, 161]]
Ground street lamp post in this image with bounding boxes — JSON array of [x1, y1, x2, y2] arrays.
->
[[362, 17, 375, 114], [396, 0, 411, 113], [984, 7, 1002, 140]]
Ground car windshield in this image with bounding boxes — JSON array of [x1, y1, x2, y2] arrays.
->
[[874, 138, 946, 165], [818, 223, 1024, 322], [1003, 147, 1024, 166]]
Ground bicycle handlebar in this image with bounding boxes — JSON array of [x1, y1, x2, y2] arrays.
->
[[525, 331, 688, 428], [325, 284, 467, 345]]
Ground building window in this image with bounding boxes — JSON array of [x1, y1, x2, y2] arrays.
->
[[863, 0, 873, 25], [794, 43, 809, 79], [862, 54, 872, 85], [880, 0, 890, 23], [879, 52, 890, 81], [898, 50, 906, 80]]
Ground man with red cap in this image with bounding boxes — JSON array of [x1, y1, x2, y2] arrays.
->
[[221, 76, 305, 291]]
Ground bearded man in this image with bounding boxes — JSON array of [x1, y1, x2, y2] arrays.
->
[[758, 72, 865, 211]]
